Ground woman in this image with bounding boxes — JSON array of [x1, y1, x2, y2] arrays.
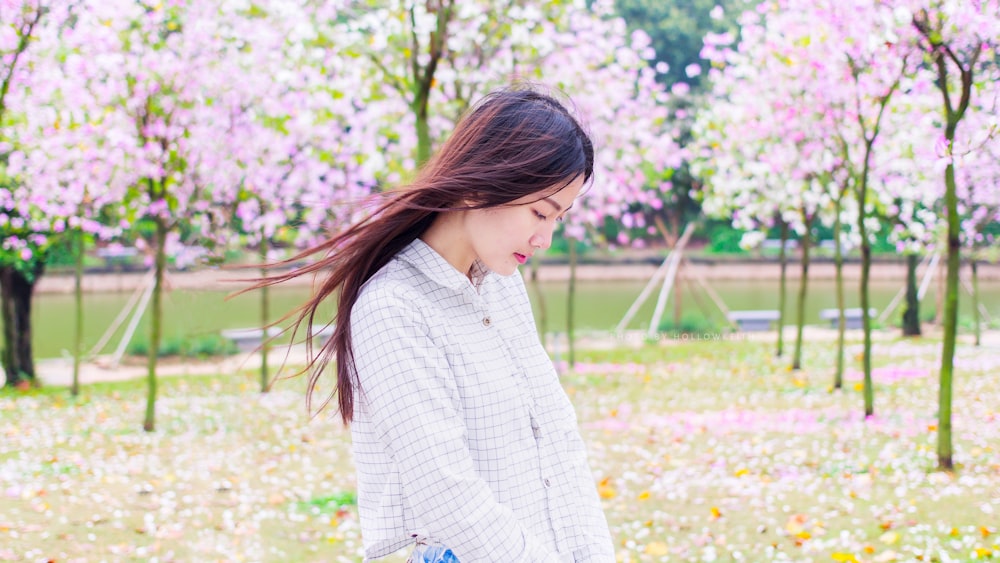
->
[[266, 87, 615, 561]]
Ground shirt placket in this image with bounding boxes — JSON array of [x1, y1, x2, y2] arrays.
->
[[488, 299, 567, 555]]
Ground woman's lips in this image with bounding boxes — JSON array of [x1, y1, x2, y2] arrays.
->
[[514, 253, 528, 264]]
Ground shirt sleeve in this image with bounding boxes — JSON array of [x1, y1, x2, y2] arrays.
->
[[350, 285, 561, 563]]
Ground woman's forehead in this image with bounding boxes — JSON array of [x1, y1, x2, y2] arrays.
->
[[510, 175, 584, 207]]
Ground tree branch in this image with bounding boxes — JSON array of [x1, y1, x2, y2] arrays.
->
[[0, 2, 44, 123], [367, 52, 411, 105], [409, 3, 421, 88]]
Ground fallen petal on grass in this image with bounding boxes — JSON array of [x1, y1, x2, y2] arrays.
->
[[1, 338, 998, 561]]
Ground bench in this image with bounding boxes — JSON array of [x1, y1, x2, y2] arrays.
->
[[96, 247, 138, 271], [220, 327, 284, 352], [819, 308, 877, 330], [311, 324, 336, 346], [727, 310, 780, 331], [761, 239, 798, 251]]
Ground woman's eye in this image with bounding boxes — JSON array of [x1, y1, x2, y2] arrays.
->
[[533, 210, 548, 221]]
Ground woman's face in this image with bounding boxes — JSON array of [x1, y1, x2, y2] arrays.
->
[[463, 175, 585, 276]]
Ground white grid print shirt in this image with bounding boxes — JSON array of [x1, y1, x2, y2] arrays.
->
[[349, 239, 615, 562]]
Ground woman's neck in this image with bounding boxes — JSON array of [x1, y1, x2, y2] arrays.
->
[[420, 211, 476, 279]]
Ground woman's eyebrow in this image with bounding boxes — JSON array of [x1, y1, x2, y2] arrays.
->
[[542, 197, 563, 211]]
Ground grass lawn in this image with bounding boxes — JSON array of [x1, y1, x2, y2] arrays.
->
[[1, 335, 998, 562]]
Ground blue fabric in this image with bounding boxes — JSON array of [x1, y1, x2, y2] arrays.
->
[[412, 544, 459, 563]]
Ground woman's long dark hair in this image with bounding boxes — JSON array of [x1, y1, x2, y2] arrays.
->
[[256, 86, 594, 424]]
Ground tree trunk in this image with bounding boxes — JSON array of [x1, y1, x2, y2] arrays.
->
[[414, 100, 432, 167], [902, 252, 921, 337], [408, 0, 451, 166], [672, 213, 682, 328], [72, 230, 85, 396], [855, 178, 873, 417], [259, 240, 270, 393], [0, 262, 43, 389], [776, 221, 789, 357], [860, 241, 873, 417], [971, 259, 980, 347], [934, 251, 944, 325], [144, 218, 167, 432], [673, 264, 682, 327], [937, 149, 960, 472], [567, 238, 577, 370], [833, 200, 845, 390], [0, 268, 18, 387], [529, 254, 548, 349], [792, 214, 812, 371]]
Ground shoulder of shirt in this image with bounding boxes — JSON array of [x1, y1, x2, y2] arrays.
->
[[352, 258, 432, 319], [357, 263, 419, 300], [490, 267, 530, 297]]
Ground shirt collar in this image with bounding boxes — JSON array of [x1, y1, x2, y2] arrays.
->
[[396, 238, 491, 292]]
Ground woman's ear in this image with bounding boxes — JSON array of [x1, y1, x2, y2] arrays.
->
[[455, 197, 478, 210]]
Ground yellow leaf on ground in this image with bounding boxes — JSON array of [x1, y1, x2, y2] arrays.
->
[[785, 514, 807, 534], [879, 531, 899, 545], [644, 542, 669, 556]]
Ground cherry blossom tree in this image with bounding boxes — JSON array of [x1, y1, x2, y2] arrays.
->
[[7, 118, 128, 395], [220, 0, 382, 391], [5, 0, 142, 395], [328, 0, 685, 364], [906, 0, 1000, 471], [692, 4, 844, 369], [872, 86, 941, 338], [690, 89, 788, 348], [805, 0, 920, 417], [695, 0, 947, 413], [957, 102, 1000, 347], [330, 0, 556, 166], [535, 3, 684, 363], [0, 0, 64, 389], [696, 1, 999, 442], [52, 0, 283, 430]]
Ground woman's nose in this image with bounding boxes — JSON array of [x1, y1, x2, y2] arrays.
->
[[530, 225, 554, 250]]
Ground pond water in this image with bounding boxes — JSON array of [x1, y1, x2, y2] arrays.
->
[[28, 277, 1000, 359]]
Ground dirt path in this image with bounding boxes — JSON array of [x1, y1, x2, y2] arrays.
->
[[36, 260, 1000, 294], [34, 345, 313, 388], [31, 326, 1000, 387]]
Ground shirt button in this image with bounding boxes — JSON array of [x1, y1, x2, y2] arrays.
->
[[482, 317, 491, 327], [543, 478, 551, 488]]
